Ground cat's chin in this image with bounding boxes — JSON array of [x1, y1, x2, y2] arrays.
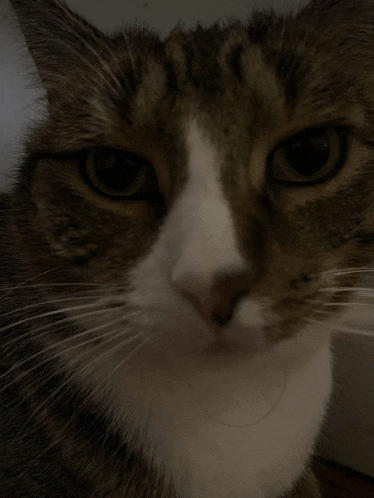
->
[[187, 325, 275, 361], [199, 339, 240, 356]]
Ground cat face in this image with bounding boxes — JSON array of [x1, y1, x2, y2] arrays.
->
[[9, 0, 374, 357]]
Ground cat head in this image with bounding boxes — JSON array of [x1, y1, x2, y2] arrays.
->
[[8, 0, 374, 355]]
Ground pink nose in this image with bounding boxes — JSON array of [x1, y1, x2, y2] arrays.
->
[[172, 269, 253, 327]]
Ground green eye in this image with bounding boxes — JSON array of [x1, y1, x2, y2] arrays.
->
[[81, 148, 158, 200], [269, 127, 347, 185]]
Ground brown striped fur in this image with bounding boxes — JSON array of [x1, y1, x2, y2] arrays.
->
[[2, 0, 374, 496]]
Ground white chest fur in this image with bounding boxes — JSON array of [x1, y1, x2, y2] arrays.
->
[[79, 324, 332, 498], [157, 336, 332, 498]]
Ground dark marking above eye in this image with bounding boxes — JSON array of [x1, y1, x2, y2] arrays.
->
[[246, 13, 274, 44], [176, 27, 223, 92], [165, 61, 179, 94], [273, 50, 305, 103], [228, 44, 244, 81], [117, 68, 140, 122]]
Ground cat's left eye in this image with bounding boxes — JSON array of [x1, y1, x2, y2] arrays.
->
[[268, 127, 347, 186], [80, 148, 159, 200]]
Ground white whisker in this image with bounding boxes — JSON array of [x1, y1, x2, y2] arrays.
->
[[0, 313, 139, 390], [3, 320, 76, 356], [0, 295, 102, 321], [16, 324, 151, 468], [0, 282, 104, 292], [1, 307, 113, 355], [79, 329, 149, 376], [0, 267, 61, 301], [304, 317, 374, 337], [320, 267, 374, 276], [320, 287, 374, 294], [13, 326, 146, 456], [323, 302, 374, 308], [0, 302, 120, 337], [19, 327, 136, 414], [85, 330, 157, 395], [1, 302, 141, 356], [17, 325, 151, 439]]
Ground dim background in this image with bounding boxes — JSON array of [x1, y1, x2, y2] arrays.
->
[[1, 0, 373, 479]]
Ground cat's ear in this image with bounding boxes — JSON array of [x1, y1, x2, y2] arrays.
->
[[10, 0, 109, 100]]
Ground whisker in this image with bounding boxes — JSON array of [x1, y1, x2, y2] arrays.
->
[[78, 330, 148, 377], [0, 302, 119, 337], [85, 330, 157, 396], [320, 287, 374, 294], [0, 267, 61, 301], [3, 320, 77, 356], [323, 302, 374, 308], [18, 334, 148, 470], [0, 313, 139, 389], [16, 326, 149, 439], [13, 327, 144, 457], [0, 282, 104, 291], [26, 327, 156, 433], [0, 295, 103, 321], [304, 317, 374, 337], [20, 327, 137, 414], [1, 301, 147, 356], [1, 306, 116, 355], [320, 268, 374, 276]]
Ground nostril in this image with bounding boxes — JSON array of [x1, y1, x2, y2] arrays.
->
[[211, 289, 250, 327], [171, 265, 254, 328], [212, 310, 233, 327]]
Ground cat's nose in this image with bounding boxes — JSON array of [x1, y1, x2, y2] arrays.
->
[[171, 267, 253, 327]]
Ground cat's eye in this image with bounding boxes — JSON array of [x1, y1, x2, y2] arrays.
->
[[268, 127, 347, 185], [81, 148, 159, 200]]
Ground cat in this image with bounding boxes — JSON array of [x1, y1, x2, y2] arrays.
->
[[2, 0, 374, 496]]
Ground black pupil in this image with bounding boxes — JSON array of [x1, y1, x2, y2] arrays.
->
[[94, 151, 142, 193], [284, 130, 330, 177]]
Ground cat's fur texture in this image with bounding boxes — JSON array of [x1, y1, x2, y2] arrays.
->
[[2, 0, 374, 496]]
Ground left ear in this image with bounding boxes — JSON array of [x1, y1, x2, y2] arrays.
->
[[10, 0, 110, 102]]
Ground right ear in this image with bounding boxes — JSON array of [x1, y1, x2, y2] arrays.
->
[[10, 0, 110, 101]]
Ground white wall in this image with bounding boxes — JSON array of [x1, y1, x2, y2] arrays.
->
[[1, 0, 374, 479]]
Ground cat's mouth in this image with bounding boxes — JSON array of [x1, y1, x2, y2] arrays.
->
[[200, 339, 238, 356], [196, 326, 274, 358]]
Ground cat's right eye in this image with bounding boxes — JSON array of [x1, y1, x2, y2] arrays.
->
[[268, 127, 348, 186], [80, 148, 159, 200]]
